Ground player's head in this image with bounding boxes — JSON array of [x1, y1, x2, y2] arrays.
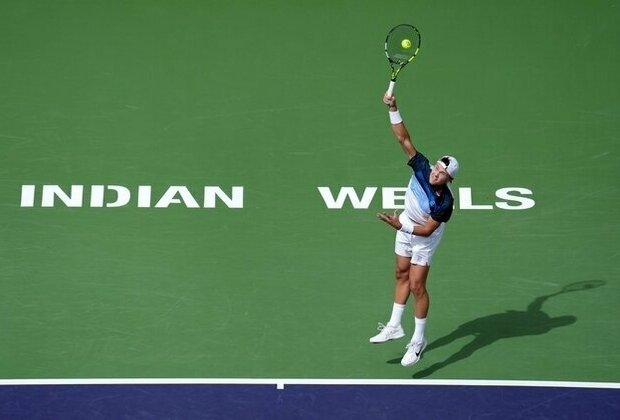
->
[[430, 155, 459, 185]]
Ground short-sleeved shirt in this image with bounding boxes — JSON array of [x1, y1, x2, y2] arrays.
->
[[404, 152, 454, 225]]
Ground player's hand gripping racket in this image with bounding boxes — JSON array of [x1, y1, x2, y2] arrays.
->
[[384, 24, 421, 96]]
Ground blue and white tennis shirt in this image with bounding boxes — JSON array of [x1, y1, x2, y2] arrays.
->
[[404, 152, 454, 226]]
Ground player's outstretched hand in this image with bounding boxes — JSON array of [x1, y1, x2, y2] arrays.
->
[[377, 210, 402, 230]]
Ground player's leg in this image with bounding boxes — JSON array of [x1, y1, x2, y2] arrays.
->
[[369, 232, 412, 344], [409, 263, 430, 319], [401, 263, 430, 366], [394, 254, 411, 305], [369, 255, 410, 343]]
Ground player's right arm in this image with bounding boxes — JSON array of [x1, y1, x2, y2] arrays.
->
[[383, 93, 417, 159]]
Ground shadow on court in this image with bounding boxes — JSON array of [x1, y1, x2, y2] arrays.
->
[[388, 280, 606, 378]]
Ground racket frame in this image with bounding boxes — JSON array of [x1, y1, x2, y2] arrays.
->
[[384, 24, 421, 95]]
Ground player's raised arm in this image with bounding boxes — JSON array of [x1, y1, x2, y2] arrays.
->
[[383, 93, 417, 159]]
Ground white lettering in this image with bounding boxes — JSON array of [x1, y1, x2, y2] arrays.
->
[[495, 187, 536, 210], [137, 186, 152, 208], [458, 187, 493, 210], [20, 185, 244, 209], [20, 185, 35, 207], [155, 186, 200, 208], [318, 186, 534, 211], [90, 185, 131, 208], [41, 185, 83, 207], [18, 184, 533, 212], [382, 187, 407, 209], [203, 186, 244, 208], [90, 185, 105, 207], [317, 187, 378, 209]]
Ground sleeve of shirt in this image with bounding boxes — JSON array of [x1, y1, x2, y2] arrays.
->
[[431, 204, 453, 223], [407, 153, 429, 172]]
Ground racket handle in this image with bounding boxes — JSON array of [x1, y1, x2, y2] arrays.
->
[[387, 80, 396, 96]]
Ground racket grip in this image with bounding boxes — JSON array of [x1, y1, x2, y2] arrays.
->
[[387, 80, 396, 96]]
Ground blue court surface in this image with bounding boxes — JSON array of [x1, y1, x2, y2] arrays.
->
[[1, 379, 619, 419]]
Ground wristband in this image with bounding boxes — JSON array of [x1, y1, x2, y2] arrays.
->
[[389, 110, 403, 125], [399, 221, 414, 235]]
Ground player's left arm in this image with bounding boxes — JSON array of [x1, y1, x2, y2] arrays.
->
[[376, 212, 442, 237], [411, 217, 441, 237]]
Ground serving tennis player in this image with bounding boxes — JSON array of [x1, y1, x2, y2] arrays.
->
[[371, 92, 459, 367]]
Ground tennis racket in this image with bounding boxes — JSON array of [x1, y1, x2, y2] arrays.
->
[[543, 280, 606, 300], [558, 280, 605, 293], [384, 24, 421, 96]]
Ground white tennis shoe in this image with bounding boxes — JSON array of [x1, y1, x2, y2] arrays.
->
[[369, 323, 405, 343], [401, 338, 427, 367]]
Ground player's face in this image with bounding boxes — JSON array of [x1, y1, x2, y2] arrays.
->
[[429, 162, 451, 186]]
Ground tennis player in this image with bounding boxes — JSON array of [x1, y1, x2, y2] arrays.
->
[[370, 92, 459, 367]]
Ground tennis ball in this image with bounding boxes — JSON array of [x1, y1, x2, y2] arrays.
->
[[401, 39, 412, 49]]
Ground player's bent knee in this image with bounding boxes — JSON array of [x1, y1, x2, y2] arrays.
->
[[396, 271, 409, 285], [395, 262, 410, 283]]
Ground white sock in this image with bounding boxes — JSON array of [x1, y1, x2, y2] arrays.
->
[[387, 303, 406, 327], [411, 317, 427, 342]]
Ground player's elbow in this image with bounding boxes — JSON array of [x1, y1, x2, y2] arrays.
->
[[396, 134, 409, 144], [396, 135, 411, 148]]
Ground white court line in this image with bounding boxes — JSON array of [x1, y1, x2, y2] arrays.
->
[[0, 378, 619, 389]]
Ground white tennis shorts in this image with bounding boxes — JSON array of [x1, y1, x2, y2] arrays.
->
[[394, 212, 445, 266]]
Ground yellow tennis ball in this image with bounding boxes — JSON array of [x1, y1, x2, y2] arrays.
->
[[401, 39, 412, 49]]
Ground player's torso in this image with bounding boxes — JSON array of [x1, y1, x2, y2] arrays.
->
[[404, 173, 453, 227]]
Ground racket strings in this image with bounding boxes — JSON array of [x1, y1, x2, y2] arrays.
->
[[385, 25, 420, 65]]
